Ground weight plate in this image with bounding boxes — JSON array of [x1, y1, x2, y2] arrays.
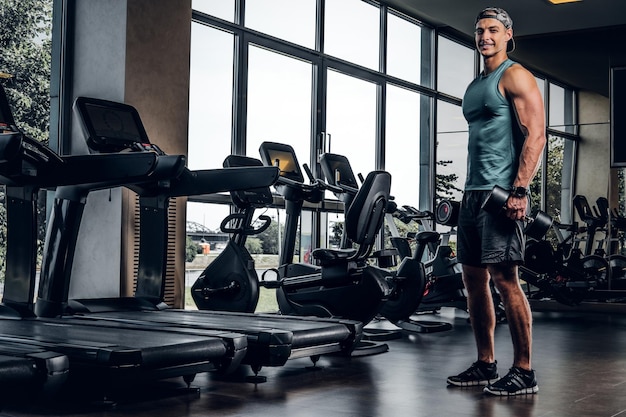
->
[[581, 255, 609, 289], [524, 240, 555, 274], [609, 254, 626, 282], [435, 199, 460, 226]]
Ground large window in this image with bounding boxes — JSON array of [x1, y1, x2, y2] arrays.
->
[[189, 0, 580, 310]]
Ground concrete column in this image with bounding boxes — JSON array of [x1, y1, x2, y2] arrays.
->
[[68, 0, 191, 307]]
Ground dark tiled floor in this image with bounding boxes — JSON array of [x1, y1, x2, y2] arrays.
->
[[5, 306, 626, 417]]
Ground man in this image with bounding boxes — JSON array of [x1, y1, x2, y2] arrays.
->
[[446, 7, 546, 396]]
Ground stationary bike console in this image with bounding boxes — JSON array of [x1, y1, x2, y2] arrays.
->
[[258, 142, 324, 204]]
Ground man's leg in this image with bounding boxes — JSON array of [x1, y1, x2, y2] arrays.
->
[[446, 264, 499, 387], [462, 264, 496, 363], [487, 262, 532, 370]]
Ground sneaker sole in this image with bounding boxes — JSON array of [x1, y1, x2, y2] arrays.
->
[[447, 377, 499, 387], [483, 385, 539, 396]]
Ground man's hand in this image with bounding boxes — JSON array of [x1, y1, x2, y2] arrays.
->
[[506, 195, 527, 220]]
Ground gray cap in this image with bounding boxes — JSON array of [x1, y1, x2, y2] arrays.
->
[[475, 7, 513, 29]]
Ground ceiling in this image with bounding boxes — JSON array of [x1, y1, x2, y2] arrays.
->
[[383, 0, 626, 97]]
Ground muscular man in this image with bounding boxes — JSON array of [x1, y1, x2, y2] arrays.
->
[[446, 7, 546, 396]]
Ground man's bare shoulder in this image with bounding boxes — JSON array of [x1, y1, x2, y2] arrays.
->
[[501, 63, 537, 93]]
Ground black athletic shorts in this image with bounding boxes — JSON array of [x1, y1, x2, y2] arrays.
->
[[456, 190, 526, 267]]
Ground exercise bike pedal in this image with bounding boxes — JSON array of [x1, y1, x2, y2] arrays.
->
[[260, 268, 282, 289], [391, 318, 452, 333], [566, 280, 597, 289]]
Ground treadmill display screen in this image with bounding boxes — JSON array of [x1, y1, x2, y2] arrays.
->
[[83, 103, 143, 143], [74, 97, 150, 152]]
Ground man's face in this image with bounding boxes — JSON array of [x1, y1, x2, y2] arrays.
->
[[474, 18, 512, 58]]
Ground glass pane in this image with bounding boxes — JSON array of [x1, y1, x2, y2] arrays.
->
[[545, 135, 565, 219], [436, 100, 467, 202], [186, 202, 230, 245], [320, 211, 348, 249], [437, 36, 474, 99], [385, 84, 421, 205], [245, 0, 316, 49], [326, 69, 377, 180], [549, 83, 575, 134], [299, 210, 314, 264], [387, 12, 422, 85], [617, 168, 626, 216], [188, 23, 234, 170], [529, 158, 543, 215], [192, 0, 234, 22], [246, 45, 313, 165], [325, 0, 380, 70], [549, 83, 565, 130], [535, 76, 545, 103]]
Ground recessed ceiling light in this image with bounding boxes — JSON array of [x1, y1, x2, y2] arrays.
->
[[547, 0, 582, 4]]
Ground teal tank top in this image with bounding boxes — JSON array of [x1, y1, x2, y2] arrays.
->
[[462, 59, 525, 191]]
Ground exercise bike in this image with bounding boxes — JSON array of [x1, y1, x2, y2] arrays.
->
[[521, 217, 621, 306], [191, 155, 273, 313], [388, 201, 507, 323], [254, 142, 393, 327], [389, 203, 467, 312], [259, 143, 451, 333]]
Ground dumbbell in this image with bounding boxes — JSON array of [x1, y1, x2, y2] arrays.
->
[[481, 185, 553, 240]]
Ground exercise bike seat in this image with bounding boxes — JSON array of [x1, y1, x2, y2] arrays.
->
[[312, 247, 357, 263], [312, 170, 391, 267]]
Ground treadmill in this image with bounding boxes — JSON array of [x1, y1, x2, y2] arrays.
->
[[38, 96, 363, 380], [0, 115, 70, 398], [0, 86, 247, 398]]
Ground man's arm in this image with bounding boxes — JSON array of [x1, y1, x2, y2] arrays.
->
[[500, 64, 547, 219]]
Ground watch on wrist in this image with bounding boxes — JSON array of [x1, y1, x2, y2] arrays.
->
[[511, 186, 529, 198]]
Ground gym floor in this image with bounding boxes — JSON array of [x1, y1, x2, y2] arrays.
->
[[4, 304, 626, 417]]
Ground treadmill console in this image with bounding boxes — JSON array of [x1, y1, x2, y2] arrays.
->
[[223, 154, 274, 208], [73, 96, 161, 154]]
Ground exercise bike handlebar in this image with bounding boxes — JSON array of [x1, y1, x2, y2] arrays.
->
[[402, 205, 435, 221], [301, 162, 355, 196], [220, 212, 272, 235]]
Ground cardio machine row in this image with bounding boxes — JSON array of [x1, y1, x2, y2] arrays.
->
[[193, 141, 465, 342], [521, 192, 626, 306], [0, 88, 364, 405]]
